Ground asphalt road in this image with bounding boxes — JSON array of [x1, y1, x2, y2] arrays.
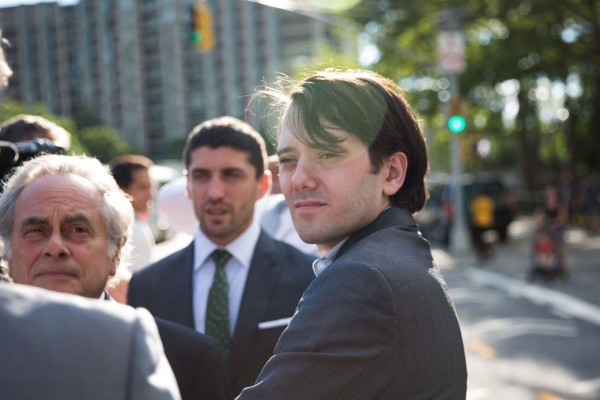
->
[[435, 217, 600, 400]]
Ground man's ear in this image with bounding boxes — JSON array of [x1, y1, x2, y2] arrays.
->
[[382, 152, 408, 196], [109, 243, 122, 277], [184, 171, 192, 200], [258, 169, 272, 200]]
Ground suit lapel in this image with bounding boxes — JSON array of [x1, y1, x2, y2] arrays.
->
[[166, 241, 196, 329], [227, 232, 280, 379]]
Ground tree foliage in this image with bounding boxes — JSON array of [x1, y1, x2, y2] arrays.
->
[[1, 98, 134, 163], [0, 98, 86, 154], [78, 125, 132, 164], [341, 0, 600, 189]]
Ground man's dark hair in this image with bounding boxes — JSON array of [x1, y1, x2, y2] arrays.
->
[[265, 69, 429, 213], [183, 116, 267, 180], [109, 154, 154, 191]]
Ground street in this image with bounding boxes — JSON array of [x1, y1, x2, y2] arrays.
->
[[436, 218, 600, 400], [156, 217, 600, 399]]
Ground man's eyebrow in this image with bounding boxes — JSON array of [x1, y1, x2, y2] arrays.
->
[[19, 216, 49, 230], [189, 166, 209, 174], [276, 146, 294, 156], [63, 214, 95, 227]]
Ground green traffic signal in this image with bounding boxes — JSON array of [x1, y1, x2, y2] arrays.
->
[[448, 115, 466, 133]]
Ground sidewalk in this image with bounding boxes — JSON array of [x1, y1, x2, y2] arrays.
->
[[433, 216, 600, 308]]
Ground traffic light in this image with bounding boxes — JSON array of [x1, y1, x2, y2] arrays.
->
[[447, 94, 466, 133], [448, 115, 466, 133], [191, 1, 215, 52]]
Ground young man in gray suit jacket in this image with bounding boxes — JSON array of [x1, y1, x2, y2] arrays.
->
[[237, 69, 468, 399], [128, 116, 315, 398]]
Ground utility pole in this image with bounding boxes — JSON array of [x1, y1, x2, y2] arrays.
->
[[437, 7, 469, 253]]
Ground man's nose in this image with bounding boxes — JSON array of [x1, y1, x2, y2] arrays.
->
[[207, 178, 226, 199], [43, 232, 69, 258], [291, 159, 318, 191]]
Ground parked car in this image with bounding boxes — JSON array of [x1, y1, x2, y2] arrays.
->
[[416, 173, 516, 246]]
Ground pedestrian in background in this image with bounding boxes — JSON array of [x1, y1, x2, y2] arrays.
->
[[0, 114, 71, 150], [110, 154, 157, 272], [238, 68, 467, 399], [533, 184, 569, 280], [128, 116, 315, 398], [469, 187, 495, 261]]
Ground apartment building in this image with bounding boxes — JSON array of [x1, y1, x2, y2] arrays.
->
[[0, 0, 337, 158]]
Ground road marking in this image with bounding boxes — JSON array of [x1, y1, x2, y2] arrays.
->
[[449, 288, 505, 305], [466, 269, 600, 327], [469, 339, 496, 358], [468, 317, 578, 340], [537, 390, 563, 400], [466, 388, 489, 400], [572, 377, 600, 394]]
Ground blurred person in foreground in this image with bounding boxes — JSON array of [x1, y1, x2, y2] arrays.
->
[[128, 116, 315, 398], [0, 153, 232, 400], [237, 69, 467, 399], [0, 29, 12, 284], [0, 29, 180, 400]]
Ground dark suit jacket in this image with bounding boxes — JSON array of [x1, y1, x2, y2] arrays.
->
[[128, 231, 315, 398], [238, 207, 468, 400], [156, 318, 232, 400], [106, 294, 231, 400]]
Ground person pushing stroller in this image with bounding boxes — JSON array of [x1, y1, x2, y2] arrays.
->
[[529, 185, 569, 282]]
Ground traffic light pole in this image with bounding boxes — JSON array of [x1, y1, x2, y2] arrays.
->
[[448, 75, 469, 253], [437, 7, 469, 253]]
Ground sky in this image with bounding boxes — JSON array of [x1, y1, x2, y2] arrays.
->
[[0, 0, 79, 8]]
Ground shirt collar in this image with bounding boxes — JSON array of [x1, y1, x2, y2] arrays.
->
[[312, 238, 348, 276], [193, 218, 261, 270]]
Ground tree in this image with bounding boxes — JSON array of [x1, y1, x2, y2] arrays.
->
[[0, 98, 87, 154], [342, 0, 600, 189], [78, 125, 132, 164]]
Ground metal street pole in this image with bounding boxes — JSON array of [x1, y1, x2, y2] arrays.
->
[[448, 76, 469, 253], [437, 7, 469, 253]]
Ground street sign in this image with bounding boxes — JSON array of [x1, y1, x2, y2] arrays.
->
[[437, 30, 466, 74]]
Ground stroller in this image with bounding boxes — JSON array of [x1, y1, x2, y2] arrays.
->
[[528, 224, 567, 282]]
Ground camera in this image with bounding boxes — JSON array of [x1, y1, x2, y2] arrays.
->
[[0, 138, 65, 189]]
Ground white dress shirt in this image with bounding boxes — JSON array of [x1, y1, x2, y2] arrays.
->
[[128, 216, 155, 272], [312, 239, 347, 276], [192, 221, 260, 335]]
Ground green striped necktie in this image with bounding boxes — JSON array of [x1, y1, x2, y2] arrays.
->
[[206, 249, 232, 361]]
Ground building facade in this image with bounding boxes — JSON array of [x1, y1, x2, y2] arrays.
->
[[0, 0, 337, 158]]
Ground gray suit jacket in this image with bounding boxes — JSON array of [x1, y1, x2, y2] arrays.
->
[[128, 231, 315, 398], [0, 283, 180, 400], [238, 207, 467, 400]]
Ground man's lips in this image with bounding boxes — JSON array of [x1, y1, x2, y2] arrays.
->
[[204, 203, 230, 215], [206, 209, 228, 215], [294, 200, 326, 210], [34, 270, 77, 279]]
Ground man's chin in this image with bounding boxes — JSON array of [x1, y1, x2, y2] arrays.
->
[[32, 277, 83, 296]]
